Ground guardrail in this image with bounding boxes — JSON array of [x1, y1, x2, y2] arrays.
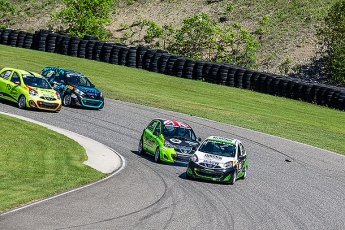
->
[[1, 28, 344, 111]]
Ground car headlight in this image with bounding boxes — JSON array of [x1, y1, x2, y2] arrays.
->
[[56, 91, 61, 100], [223, 160, 236, 168], [29, 89, 38, 96], [190, 154, 198, 162], [164, 140, 174, 148], [100, 91, 103, 98], [74, 88, 85, 96]]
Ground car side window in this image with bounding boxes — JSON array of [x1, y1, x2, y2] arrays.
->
[[147, 120, 158, 132], [0, 70, 12, 80], [55, 72, 65, 83], [10, 72, 20, 84], [153, 122, 161, 136], [42, 70, 56, 83], [238, 143, 245, 157]]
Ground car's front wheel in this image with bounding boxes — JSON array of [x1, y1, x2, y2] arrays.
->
[[242, 167, 247, 179], [154, 148, 161, 163], [185, 172, 192, 180], [138, 138, 145, 155], [229, 171, 236, 185], [63, 94, 72, 106], [18, 95, 26, 109]]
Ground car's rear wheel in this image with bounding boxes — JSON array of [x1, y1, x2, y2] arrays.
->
[[154, 147, 161, 163], [18, 95, 26, 109], [138, 138, 145, 155], [229, 171, 236, 185], [63, 94, 72, 106]]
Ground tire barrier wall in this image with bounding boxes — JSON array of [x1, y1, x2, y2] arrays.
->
[[1, 28, 344, 111]]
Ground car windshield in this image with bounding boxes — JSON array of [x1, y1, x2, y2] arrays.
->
[[163, 125, 196, 141], [22, 75, 51, 89], [66, 73, 93, 87], [199, 140, 236, 157]]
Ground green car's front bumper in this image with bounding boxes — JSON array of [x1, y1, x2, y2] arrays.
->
[[159, 146, 177, 163]]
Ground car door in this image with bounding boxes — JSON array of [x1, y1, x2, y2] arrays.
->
[[151, 121, 163, 151], [143, 120, 159, 154], [6, 71, 21, 101], [237, 143, 246, 172]]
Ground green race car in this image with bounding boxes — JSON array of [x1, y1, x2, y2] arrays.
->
[[138, 119, 201, 163], [186, 136, 248, 184], [0, 67, 62, 112]]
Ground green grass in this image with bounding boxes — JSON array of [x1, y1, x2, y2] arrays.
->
[[1, 44, 345, 154], [0, 114, 105, 212], [0, 44, 344, 212]]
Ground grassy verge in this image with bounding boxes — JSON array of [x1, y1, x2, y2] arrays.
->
[[1, 45, 344, 154], [0, 114, 105, 212], [0, 44, 344, 211]]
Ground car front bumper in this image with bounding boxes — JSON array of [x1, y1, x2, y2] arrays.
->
[[72, 94, 104, 109], [28, 98, 62, 112], [186, 160, 236, 183]]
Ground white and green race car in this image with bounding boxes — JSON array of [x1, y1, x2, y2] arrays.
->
[[186, 136, 248, 184]]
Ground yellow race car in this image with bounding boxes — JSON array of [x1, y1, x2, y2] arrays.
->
[[0, 67, 62, 112]]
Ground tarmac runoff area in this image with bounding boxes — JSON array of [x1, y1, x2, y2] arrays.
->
[[0, 111, 123, 174]]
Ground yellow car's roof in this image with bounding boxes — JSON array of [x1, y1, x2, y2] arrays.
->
[[1, 67, 43, 78]]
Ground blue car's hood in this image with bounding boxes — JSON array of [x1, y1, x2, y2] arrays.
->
[[72, 85, 102, 98]]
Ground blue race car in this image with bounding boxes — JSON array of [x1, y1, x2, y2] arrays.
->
[[41, 67, 104, 109]]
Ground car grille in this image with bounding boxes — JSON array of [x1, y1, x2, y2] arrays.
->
[[174, 146, 193, 154], [40, 96, 57, 101], [199, 163, 222, 169], [37, 101, 60, 109], [196, 169, 224, 178], [86, 94, 102, 99]]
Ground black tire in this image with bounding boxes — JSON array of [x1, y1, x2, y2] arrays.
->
[[138, 138, 145, 155], [185, 172, 192, 180], [154, 147, 161, 163], [229, 171, 236, 185], [242, 168, 247, 179], [18, 95, 26, 109], [99, 101, 104, 109], [63, 94, 72, 106]]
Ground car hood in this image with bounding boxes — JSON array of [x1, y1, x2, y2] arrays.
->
[[32, 88, 59, 98], [72, 85, 102, 97], [166, 137, 200, 147], [194, 150, 235, 163], [165, 137, 200, 154]]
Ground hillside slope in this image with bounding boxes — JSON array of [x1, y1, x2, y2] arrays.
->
[[3, 0, 340, 85]]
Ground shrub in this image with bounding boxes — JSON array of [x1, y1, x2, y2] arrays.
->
[[317, 0, 345, 83], [49, 0, 116, 40]]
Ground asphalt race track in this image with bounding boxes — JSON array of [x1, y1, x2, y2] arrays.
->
[[1, 98, 345, 230]]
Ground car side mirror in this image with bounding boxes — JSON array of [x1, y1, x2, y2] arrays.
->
[[197, 137, 202, 142], [239, 155, 246, 160]]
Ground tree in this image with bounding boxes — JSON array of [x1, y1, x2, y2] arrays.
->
[[0, 0, 16, 28], [117, 12, 260, 68], [318, 0, 345, 83], [50, 0, 116, 40], [164, 12, 260, 68]]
